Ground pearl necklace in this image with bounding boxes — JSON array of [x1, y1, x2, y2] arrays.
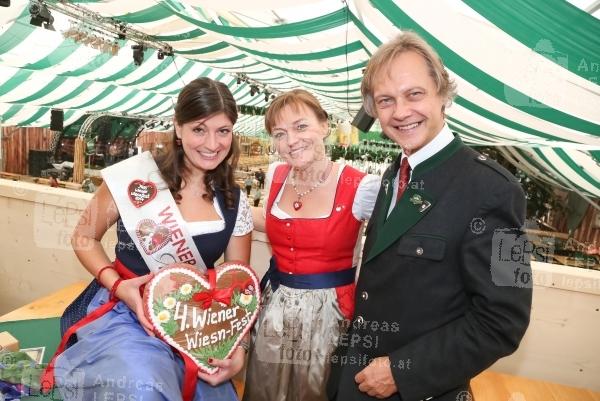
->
[[290, 161, 333, 211]]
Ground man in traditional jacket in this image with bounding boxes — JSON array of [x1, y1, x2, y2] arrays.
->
[[327, 31, 532, 401]]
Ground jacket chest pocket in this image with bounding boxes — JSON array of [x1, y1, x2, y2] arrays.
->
[[396, 234, 446, 261]]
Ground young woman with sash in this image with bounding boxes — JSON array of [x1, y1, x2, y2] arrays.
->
[[44, 78, 253, 401], [242, 90, 380, 401]]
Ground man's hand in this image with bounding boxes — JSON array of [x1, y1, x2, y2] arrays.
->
[[355, 356, 398, 398]]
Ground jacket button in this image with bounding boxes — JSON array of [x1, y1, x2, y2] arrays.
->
[[478, 154, 487, 161], [416, 247, 424, 256], [356, 315, 364, 325], [361, 291, 369, 300]]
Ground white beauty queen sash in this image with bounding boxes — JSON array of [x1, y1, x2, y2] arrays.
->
[[102, 151, 207, 273]]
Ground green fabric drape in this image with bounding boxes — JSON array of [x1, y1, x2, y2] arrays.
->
[[463, 0, 600, 84]]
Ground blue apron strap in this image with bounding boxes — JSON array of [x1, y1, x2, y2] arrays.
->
[[260, 256, 280, 292], [261, 256, 355, 291]]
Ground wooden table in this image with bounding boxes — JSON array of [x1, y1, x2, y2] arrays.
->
[[472, 370, 600, 401], [2, 284, 599, 400], [0, 281, 87, 323], [525, 228, 569, 240], [0, 172, 21, 181]]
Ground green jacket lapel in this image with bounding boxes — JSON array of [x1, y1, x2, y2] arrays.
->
[[365, 187, 436, 263], [411, 134, 463, 178], [363, 134, 463, 264], [360, 163, 396, 263], [374, 166, 397, 232]]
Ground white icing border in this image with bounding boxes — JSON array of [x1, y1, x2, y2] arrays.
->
[[145, 263, 261, 374]]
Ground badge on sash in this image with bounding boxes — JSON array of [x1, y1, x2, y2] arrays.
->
[[102, 152, 207, 273]]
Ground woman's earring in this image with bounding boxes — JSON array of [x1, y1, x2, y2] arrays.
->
[[175, 138, 182, 146]]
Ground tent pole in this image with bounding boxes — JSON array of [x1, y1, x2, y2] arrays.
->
[[586, 0, 600, 13], [0, 116, 3, 172]]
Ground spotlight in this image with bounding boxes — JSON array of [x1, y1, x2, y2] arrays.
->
[[81, 35, 94, 45], [72, 30, 85, 41], [91, 36, 103, 49], [131, 44, 145, 66], [62, 27, 76, 39], [29, 1, 54, 30], [264, 91, 270, 102], [118, 24, 126, 40], [0, 0, 10, 7], [249, 85, 258, 96], [111, 41, 120, 56], [237, 76, 242, 85], [270, 94, 276, 100], [157, 50, 164, 60]]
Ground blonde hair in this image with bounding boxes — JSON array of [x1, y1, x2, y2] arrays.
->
[[361, 31, 457, 117], [264, 89, 328, 134]]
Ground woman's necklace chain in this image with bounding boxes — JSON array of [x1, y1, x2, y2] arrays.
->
[[290, 161, 333, 211]]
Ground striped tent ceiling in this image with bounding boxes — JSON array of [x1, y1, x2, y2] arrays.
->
[[0, 0, 599, 197]]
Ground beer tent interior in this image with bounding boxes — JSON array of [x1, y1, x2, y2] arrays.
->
[[0, 0, 598, 201]]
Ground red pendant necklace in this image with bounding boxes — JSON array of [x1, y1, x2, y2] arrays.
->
[[290, 161, 333, 211]]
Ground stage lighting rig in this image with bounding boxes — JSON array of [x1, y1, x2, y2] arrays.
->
[[132, 44, 145, 66], [29, 1, 55, 30]]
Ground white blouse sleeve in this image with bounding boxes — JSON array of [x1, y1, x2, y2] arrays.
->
[[352, 174, 381, 221], [233, 190, 254, 236], [262, 162, 285, 218]]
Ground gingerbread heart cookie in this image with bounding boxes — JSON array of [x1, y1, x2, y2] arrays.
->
[[143, 263, 260, 374], [128, 180, 157, 208]]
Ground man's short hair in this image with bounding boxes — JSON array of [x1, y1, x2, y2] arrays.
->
[[361, 31, 457, 117]]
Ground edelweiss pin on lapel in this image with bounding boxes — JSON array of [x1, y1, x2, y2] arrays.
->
[[409, 194, 422, 205]]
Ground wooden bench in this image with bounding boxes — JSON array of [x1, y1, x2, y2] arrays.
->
[[0, 281, 87, 323], [64, 181, 83, 190], [471, 371, 600, 401], [32, 177, 82, 190], [525, 228, 570, 240], [238, 155, 269, 169], [0, 171, 21, 181], [2, 284, 599, 400]]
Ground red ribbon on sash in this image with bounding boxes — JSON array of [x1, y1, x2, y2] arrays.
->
[[40, 260, 199, 401]]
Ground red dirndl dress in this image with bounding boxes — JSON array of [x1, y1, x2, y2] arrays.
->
[[243, 163, 367, 401]]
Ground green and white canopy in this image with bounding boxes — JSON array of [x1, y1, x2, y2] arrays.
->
[[0, 0, 598, 196]]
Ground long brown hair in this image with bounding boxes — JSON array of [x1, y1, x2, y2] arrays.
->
[[156, 77, 240, 208]]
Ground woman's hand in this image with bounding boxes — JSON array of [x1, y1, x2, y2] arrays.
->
[[114, 273, 156, 336], [197, 346, 246, 386]]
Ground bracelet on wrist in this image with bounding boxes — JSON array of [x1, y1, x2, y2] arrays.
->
[[96, 264, 115, 284], [238, 339, 250, 353], [109, 278, 123, 301]]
